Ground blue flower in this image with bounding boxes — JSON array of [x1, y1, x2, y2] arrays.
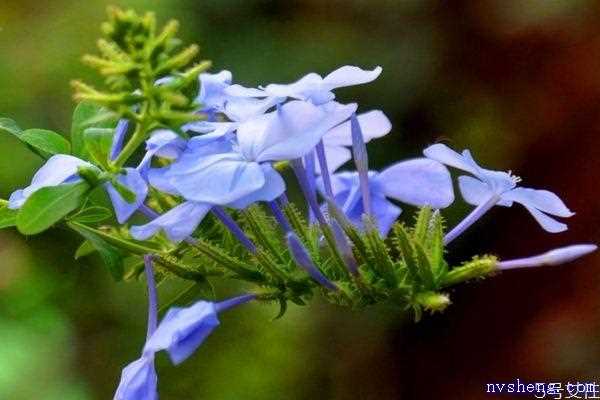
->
[[9, 154, 148, 224], [320, 158, 454, 235], [8, 154, 95, 209], [114, 355, 158, 400], [423, 143, 574, 236], [144, 294, 255, 365], [226, 65, 382, 106], [160, 100, 356, 208]]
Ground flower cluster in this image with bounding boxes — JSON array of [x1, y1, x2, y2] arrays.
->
[[0, 8, 595, 399]]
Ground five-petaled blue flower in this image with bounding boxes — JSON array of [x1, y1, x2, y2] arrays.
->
[[424, 144, 574, 235]]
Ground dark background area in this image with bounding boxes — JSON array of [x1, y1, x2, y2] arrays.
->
[[0, 1, 598, 399]]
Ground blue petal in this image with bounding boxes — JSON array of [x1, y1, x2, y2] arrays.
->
[[315, 144, 351, 174], [105, 168, 149, 223], [183, 121, 236, 138], [130, 201, 212, 242], [323, 110, 391, 147], [197, 70, 232, 111], [263, 73, 327, 103], [502, 187, 574, 217], [7, 190, 26, 210], [522, 205, 568, 233], [423, 144, 481, 176], [147, 167, 180, 195], [8, 154, 93, 209], [378, 158, 454, 208], [322, 65, 382, 90], [138, 130, 186, 173], [226, 164, 285, 209], [224, 96, 280, 122], [168, 153, 266, 205], [458, 175, 513, 207], [113, 356, 157, 400], [237, 100, 356, 162], [224, 84, 268, 97], [147, 130, 187, 159], [371, 195, 402, 236], [144, 301, 220, 365], [261, 66, 382, 105]]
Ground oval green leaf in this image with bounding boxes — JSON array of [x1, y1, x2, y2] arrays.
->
[[16, 182, 90, 235], [19, 129, 71, 157]]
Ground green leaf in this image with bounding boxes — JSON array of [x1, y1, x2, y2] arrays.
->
[[0, 206, 17, 229], [74, 240, 97, 259], [16, 182, 90, 235], [69, 206, 112, 224], [67, 220, 160, 255], [0, 117, 22, 137], [71, 102, 117, 158], [84, 127, 114, 168], [69, 222, 124, 281], [18, 129, 71, 157]]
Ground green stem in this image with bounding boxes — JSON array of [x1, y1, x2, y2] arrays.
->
[[110, 119, 149, 169]]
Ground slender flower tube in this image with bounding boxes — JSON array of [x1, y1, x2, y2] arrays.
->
[[113, 255, 159, 400], [497, 244, 597, 270], [286, 232, 338, 291], [110, 119, 130, 161], [139, 204, 160, 219], [143, 255, 158, 339], [315, 141, 334, 198], [304, 151, 318, 223], [278, 193, 289, 206], [211, 206, 257, 253], [268, 200, 292, 233], [291, 159, 327, 225], [350, 114, 372, 215], [330, 219, 358, 275], [444, 194, 500, 244], [214, 293, 257, 313]]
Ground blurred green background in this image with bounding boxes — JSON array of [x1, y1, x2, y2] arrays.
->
[[1, 1, 600, 399]]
